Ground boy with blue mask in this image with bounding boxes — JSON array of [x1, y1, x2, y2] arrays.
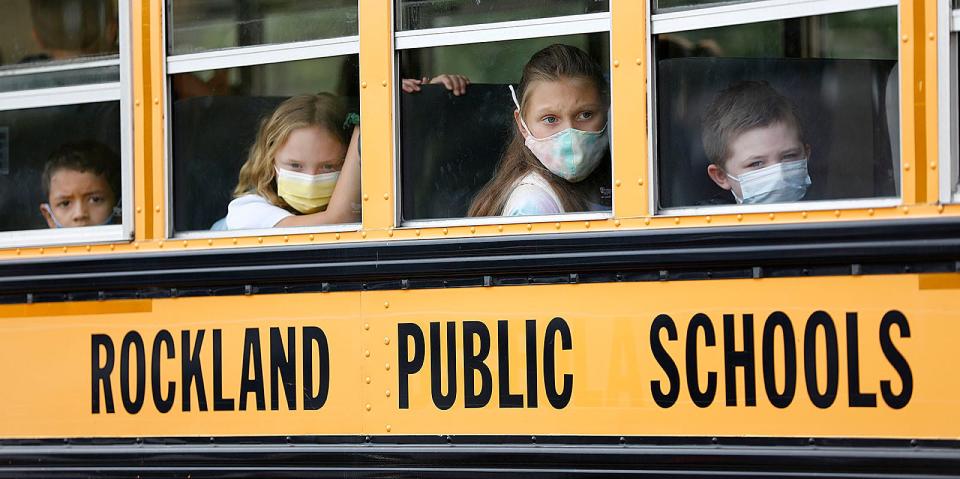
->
[[39, 141, 120, 228], [702, 80, 812, 205]]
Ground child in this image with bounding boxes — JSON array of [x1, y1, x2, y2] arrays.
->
[[702, 80, 812, 204], [39, 141, 120, 228], [227, 93, 361, 229], [27, 0, 118, 62], [468, 44, 611, 217]]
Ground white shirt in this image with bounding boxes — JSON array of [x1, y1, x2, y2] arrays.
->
[[501, 172, 563, 216], [225, 194, 293, 230]]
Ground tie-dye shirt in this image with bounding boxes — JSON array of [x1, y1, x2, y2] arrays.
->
[[502, 172, 564, 216]]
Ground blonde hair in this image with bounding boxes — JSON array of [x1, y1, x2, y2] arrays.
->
[[233, 93, 349, 210], [468, 44, 609, 217]]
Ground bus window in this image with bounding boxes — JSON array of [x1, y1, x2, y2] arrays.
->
[[397, 19, 611, 222], [0, 0, 120, 92], [168, 0, 358, 55], [167, 1, 360, 235], [395, 0, 608, 31], [0, 0, 130, 249], [655, 0, 749, 12], [652, 3, 900, 213]]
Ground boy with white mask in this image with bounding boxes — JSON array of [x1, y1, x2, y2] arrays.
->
[[702, 80, 812, 205]]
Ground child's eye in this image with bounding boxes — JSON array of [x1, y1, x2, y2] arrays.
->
[[57, 200, 71, 208], [577, 111, 594, 121], [541, 115, 559, 125], [747, 160, 764, 169], [782, 153, 800, 161], [89, 195, 104, 204], [289, 162, 302, 170]]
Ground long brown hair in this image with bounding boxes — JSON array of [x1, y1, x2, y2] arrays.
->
[[468, 44, 609, 217], [233, 93, 349, 211]]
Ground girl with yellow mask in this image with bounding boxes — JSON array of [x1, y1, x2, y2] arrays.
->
[[227, 93, 361, 229]]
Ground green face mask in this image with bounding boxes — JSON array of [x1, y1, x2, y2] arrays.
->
[[275, 167, 339, 214]]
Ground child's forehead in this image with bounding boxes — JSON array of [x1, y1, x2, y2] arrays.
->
[[48, 168, 111, 190], [525, 77, 600, 102]]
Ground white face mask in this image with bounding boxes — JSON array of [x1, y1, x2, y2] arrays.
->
[[510, 85, 608, 183], [726, 159, 812, 204]]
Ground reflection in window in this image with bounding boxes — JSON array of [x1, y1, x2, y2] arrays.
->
[[0, 0, 119, 68], [655, 0, 753, 13], [655, 7, 900, 209], [396, 0, 608, 31], [0, 101, 121, 232], [398, 34, 611, 221], [171, 56, 361, 232], [167, 0, 358, 55]]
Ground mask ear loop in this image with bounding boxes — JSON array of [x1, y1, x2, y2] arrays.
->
[[41, 204, 64, 228], [508, 85, 537, 140]]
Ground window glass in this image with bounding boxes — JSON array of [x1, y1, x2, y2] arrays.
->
[[0, 0, 120, 91], [171, 55, 361, 232], [168, 0, 358, 55], [655, 7, 899, 209], [396, 0, 608, 31], [398, 33, 611, 221], [655, 0, 754, 13], [0, 101, 121, 232]]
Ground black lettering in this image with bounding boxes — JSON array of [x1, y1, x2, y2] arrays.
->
[[525, 319, 538, 408], [91, 334, 115, 414], [723, 314, 756, 406], [761, 312, 796, 409], [880, 310, 913, 409], [213, 329, 235, 411], [181, 330, 208, 412], [302, 326, 329, 410], [270, 327, 297, 410], [846, 313, 877, 407], [397, 323, 425, 409], [119, 331, 146, 414], [497, 320, 523, 408], [685, 313, 717, 408], [543, 317, 573, 409], [650, 314, 679, 408], [430, 322, 457, 410], [804, 311, 839, 409], [151, 330, 176, 413], [463, 321, 492, 408], [239, 328, 265, 411]]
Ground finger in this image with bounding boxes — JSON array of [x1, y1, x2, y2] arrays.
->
[[455, 76, 467, 95]]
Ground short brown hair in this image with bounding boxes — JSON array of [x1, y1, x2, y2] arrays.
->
[[41, 141, 120, 200], [30, 0, 117, 53], [701, 80, 804, 169]]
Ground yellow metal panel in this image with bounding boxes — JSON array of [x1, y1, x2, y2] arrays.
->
[[0, 275, 958, 439], [901, 0, 923, 204], [149, 0, 167, 240], [610, 0, 649, 219], [358, 1, 396, 232], [924, 0, 941, 202], [132, 0, 149, 242]]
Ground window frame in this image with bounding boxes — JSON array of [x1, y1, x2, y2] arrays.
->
[[647, 0, 904, 217], [0, 0, 134, 250], [938, 0, 959, 203], [391, 10, 615, 228], [162, 0, 362, 239]]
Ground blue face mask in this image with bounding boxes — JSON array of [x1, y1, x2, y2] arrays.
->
[[42, 203, 120, 228]]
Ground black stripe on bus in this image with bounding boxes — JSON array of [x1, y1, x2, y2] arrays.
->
[[0, 217, 959, 303], [0, 435, 957, 478]]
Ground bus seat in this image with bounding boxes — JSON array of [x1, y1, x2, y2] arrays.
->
[[399, 83, 515, 220], [0, 101, 120, 232], [656, 57, 898, 208]]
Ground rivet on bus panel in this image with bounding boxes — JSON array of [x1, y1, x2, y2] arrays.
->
[[768, 213, 775, 220], [902, 206, 910, 214], [801, 211, 808, 219], [555, 222, 561, 229], [364, 323, 370, 330], [385, 363, 391, 371], [85, 245, 91, 252], [614, 219, 621, 227], [283, 235, 289, 242], [705, 216, 711, 223], [613, 60, 620, 67], [384, 337, 390, 345], [363, 194, 369, 201], [39, 247, 45, 254], [365, 404, 372, 411], [384, 301, 390, 309], [526, 224, 532, 231], [336, 233, 341, 240], [615, 179, 621, 187], [364, 350, 370, 358], [62, 246, 68, 253], [365, 377, 371, 384], [158, 241, 164, 248], [904, 163, 911, 171], [638, 178, 644, 186], [442, 228, 448, 235], [868, 208, 875, 216], [930, 162, 937, 170], [134, 243, 139, 249], [939, 204, 945, 213], [136, 207, 141, 213], [381, 80, 387, 87], [110, 244, 115, 251], [183, 240, 188, 248], [232, 238, 237, 245], [386, 425, 392, 432], [736, 214, 743, 222], [257, 237, 263, 244], [470, 226, 476, 234], [497, 225, 503, 232], [644, 218, 651, 225], [636, 58, 642, 65], [361, 231, 367, 238], [901, 34, 909, 42], [15, 248, 20, 255], [383, 193, 389, 200], [155, 205, 160, 212], [385, 390, 391, 397], [361, 82, 368, 88], [416, 229, 421, 236], [584, 221, 591, 228], [834, 210, 841, 218], [207, 239, 213, 246], [153, 97, 159, 104], [929, 32, 936, 40], [673, 217, 679, 224]]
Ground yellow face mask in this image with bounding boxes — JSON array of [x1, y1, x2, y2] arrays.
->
[[275, 167, 339, 214]]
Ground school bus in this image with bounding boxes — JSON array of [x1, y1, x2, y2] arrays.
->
[[0, 0, 958, 477]]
